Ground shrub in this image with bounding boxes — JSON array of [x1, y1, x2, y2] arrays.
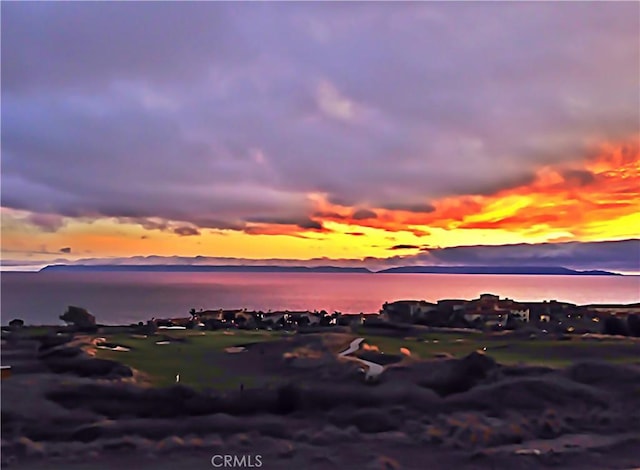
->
[[44, 358, 133, 378], [347, 408, 399, 433], [8, 318, 24, 329], [60, 306, 96, 329], [275, 383, 301, 414], [38, 334, 73, 351], [627, 314, 640, 337], [602, 316, 629, 336]]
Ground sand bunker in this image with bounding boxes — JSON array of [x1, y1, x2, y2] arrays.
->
[[225, 347, 246, 353], [155, 341, 171, 345], [96, 345, 130, 352], [158, 326, 186, 330], [95, 339, 131, 352], [339, 338, 364, 357], [338, 338, 385, 381]]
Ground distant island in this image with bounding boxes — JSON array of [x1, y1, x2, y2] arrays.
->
[[377, 266, 621, 276], [39, 264, 621, 275], [39, 264, 372, 274]]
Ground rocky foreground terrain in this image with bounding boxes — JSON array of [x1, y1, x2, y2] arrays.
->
[[2, 331, 640, 469]]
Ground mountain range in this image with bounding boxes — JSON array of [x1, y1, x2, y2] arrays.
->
[[39, 264, 621, 275]]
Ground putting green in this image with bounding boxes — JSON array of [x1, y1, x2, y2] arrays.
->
[[94, 329, 283, 389], [360, 333, 640, 367]]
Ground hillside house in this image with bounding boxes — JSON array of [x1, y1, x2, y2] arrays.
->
[[380, 300, 437, 323]]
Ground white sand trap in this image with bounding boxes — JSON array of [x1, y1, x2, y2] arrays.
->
[[225, 346, 246, 353], [155, 341, 171, 345], [158, 326, 186, 330], [338, 338, 384, 381], [339, 338, 364, 357], [96, 345, 130, 352], [360, 359, 384, 380]]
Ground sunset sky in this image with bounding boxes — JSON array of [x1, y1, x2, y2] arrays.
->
[[1, 2, 639, 272]]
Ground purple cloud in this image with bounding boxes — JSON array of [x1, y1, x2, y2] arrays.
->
[[351, 209, 377, 220], [1, 2, 638, 231], [388, 244, 421, 251], [173, 226, 200, 237], [25, 213, 66, 232]]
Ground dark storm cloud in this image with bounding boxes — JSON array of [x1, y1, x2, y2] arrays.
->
[[383, 203, 436, 214], [297, 219, 324, 230], [561, 169, 596, 186], [313, 211, 347, 220], [388, 244, 421, 251], [351, 209, 377, 220], [1, 2, 638, 228], [173, 226, 200, 237], [245, 216, 324, 231]]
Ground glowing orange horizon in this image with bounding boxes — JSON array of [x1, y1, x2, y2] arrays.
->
[[308, 139, 640, 243], [1, 139, 639, 262]]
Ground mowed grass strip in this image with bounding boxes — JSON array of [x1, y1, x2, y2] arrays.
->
[[95, 330, 282, 389], [361, 334, 640, 367]]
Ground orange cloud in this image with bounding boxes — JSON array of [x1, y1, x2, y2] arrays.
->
[[3, 140, 637, 263], [309, 139, 639, 242]]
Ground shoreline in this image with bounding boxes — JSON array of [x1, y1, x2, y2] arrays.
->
[[3, 274, 639, 327]]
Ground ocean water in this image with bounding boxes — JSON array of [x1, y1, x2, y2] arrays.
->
[[1, 272, 639, 325]]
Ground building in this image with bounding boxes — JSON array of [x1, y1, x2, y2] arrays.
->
[[380, 300, 437, 323], [464, 294, 530, 328], [197, 309, 245, 322], [508, 308, 530, 323], [234, 311, 258, 329], [288, 311, 322, 326], [583, 304, 640, 318], [437, 299, 467, 312]]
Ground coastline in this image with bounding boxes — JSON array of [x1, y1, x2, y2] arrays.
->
[[2, 273, 639, 326]]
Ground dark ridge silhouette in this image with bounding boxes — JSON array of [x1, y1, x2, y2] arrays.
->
[[376, 266, 620, 275], [39, 264, 621, 275], [39, 264, 372, 274]]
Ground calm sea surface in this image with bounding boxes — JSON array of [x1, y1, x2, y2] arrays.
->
[[1, 272, 639, 325]]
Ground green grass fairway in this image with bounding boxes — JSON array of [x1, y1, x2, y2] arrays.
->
[[94, 329, 640, 390], [360, 333, 640, 367], [94, 329, 283, 389]]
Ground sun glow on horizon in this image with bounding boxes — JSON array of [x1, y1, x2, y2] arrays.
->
[[1, 140, 639, 265]]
